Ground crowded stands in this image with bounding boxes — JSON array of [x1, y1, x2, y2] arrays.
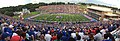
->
[[0, 13, 120, 41], [39, 5, 81, 14]]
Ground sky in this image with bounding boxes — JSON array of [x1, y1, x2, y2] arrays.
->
[[0, 0, 120, 8]]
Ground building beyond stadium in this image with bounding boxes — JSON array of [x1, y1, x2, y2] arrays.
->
[[87, 5, 120, 21]]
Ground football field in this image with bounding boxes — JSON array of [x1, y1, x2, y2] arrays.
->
[[34, 14, 90, 22]]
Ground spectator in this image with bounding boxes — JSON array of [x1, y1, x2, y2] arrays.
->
[[0, 30, 2, 40], [83, 31, 89, 41], [76, 33, 81, 41], [88, 33, 95, 41], [78, 29, 84, 41], [100, 26, 106, 36], [102, 34, 112, 41], [52, 33, 57, 41], [44, 31, 52, 41], [115, 26, 120, 41], [111, 26, 120, 41], [106, 32, 115, 41], [1, 32, 10, 41], [71, 32, 76, 39], [57, 31, 62, 41], [68, 36, 76, 41], [10, 30, 23, 41], [21, 32, 26, 41], [94, 29, 103, 41], [40, 34, 45, 41], [0, 15, 120, 41]]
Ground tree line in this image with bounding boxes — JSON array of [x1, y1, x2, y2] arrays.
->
[[0, 2, 119, 16], [0, 2, 76, 16]]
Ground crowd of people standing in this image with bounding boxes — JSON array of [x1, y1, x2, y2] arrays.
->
[[0, 15, 120, 41], [39, 5, 81, 14]]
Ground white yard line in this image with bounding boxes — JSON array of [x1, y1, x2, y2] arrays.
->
[[27, 14, 42, 19]]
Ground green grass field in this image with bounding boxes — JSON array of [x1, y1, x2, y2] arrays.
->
[[34, 14, 90, 22], [13, 12, 40, 19], [23, 12, 40, 18]]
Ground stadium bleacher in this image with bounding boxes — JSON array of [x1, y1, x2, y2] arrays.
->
[[0, 14, 120, 41], [39, 5, 81, 14]]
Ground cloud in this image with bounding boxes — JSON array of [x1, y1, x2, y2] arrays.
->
[[0, 0, 27, 8], [96, 0, 120, 8], [97, 0, 120, 5], [30, 0, 83, 3], [0, 0, 87, 8], [0, 0, 120, 8]]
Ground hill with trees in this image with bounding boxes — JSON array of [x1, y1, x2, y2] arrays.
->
[[0, 2, 119, 16]]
